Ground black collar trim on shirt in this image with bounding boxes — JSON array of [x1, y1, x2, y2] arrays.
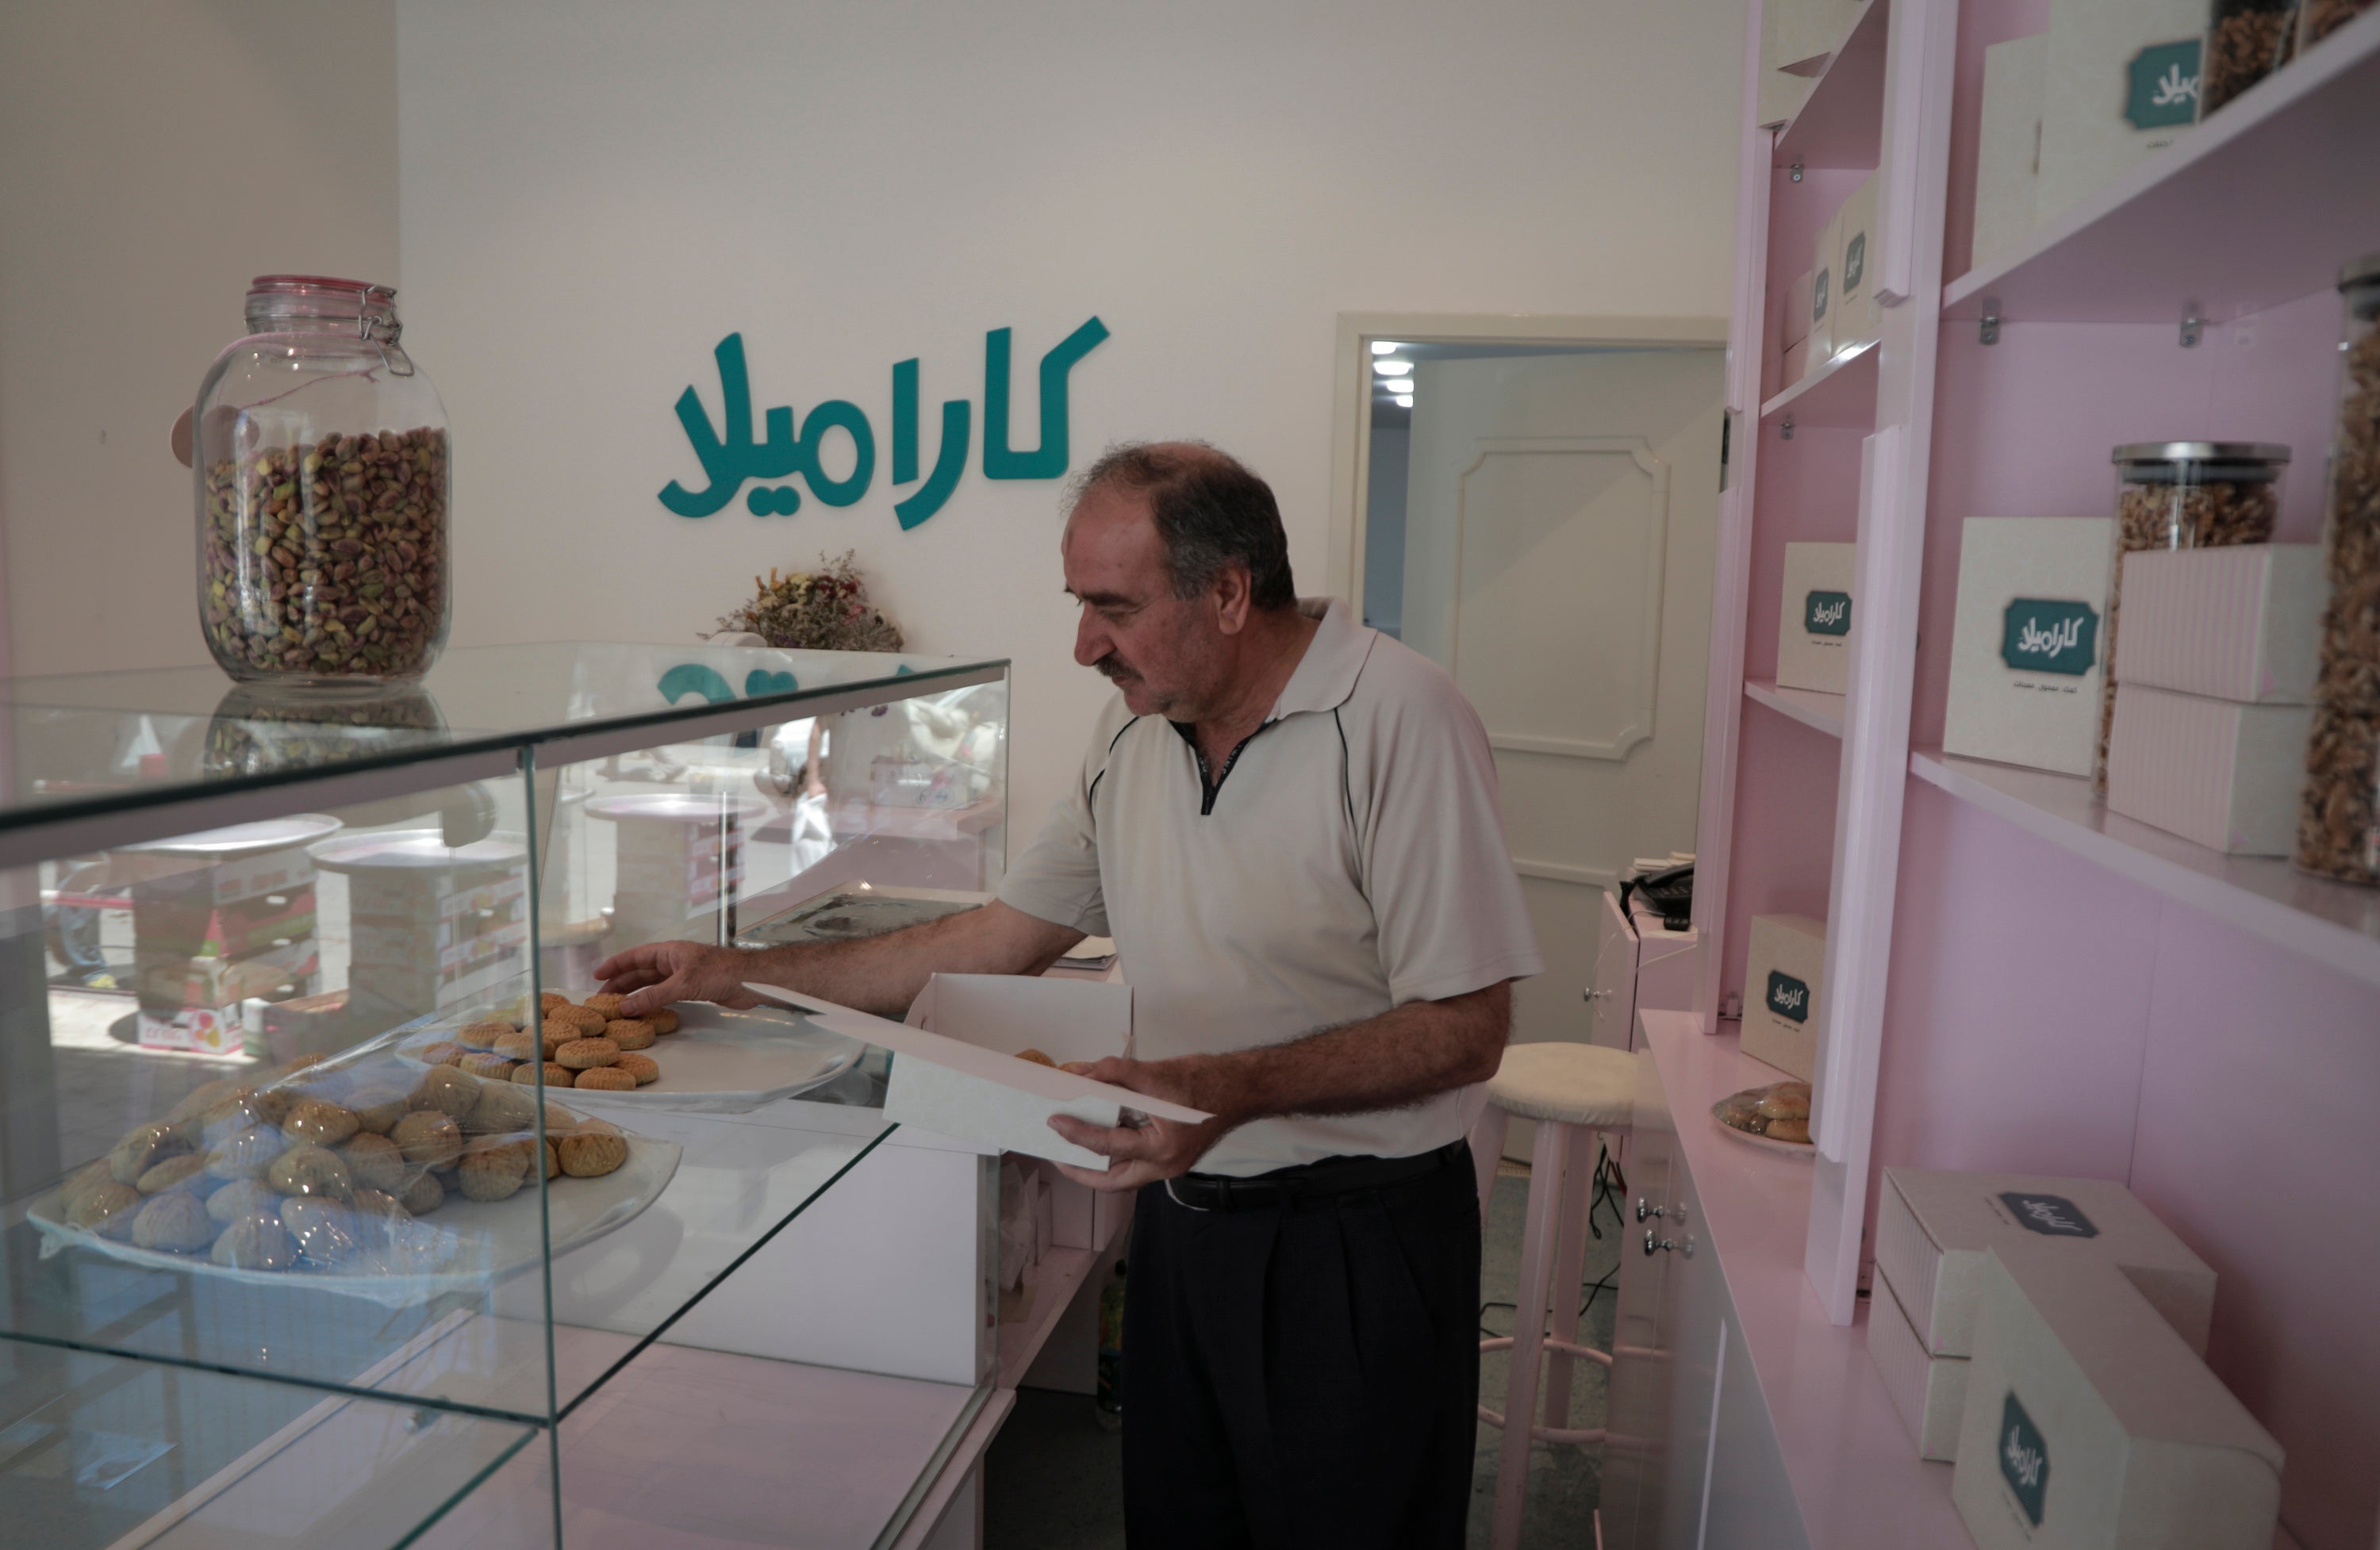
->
[[1169, 717, 1277, 816]]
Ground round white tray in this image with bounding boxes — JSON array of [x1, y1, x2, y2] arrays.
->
[[1709, 1092, 1815, 1159], [555, 1003, 863, 1115]]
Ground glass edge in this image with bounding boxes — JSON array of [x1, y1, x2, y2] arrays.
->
[[383, 1411, 547, 1550]]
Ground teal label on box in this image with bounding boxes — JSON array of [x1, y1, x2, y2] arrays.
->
[[2000, 1191, 2099, 1238], [2000, 599, 2098, 676], [1805, 590, 1852, 637], [1764, 970, 1810, 1024], [1999, 1392, 2051, 1526], [1813, 267, 1830, 323], [1843, 231, 1867, 294], [2124, 39, 2202, 130]]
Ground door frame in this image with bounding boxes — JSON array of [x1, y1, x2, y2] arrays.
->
[[1325, 312, 1730, 616]]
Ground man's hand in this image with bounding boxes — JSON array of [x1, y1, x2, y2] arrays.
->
[[594, 940, 762, 1018], [1046, 1056, 1233, 1193]]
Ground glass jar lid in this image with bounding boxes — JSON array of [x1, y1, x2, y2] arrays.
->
[[244, 274, 399, 337], [2112, 442, 2291, 482]]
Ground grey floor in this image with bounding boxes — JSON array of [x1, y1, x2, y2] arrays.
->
[[985, 1158, 1624, 1549]]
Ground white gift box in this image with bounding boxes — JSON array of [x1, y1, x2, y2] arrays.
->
[[1870, 1262, 1968, 1460], [1808, 209, 1841, 366], [2037, 0, 2205, 226], [1778, 542, 1858, 695], [1952, 1246, 2282, 1550], [1780, 267, 1814, 350], [2105, 684, 2313, 855], [1741, 913, 1825, 1081], [1878, 1168, 2215, 1360], [1782, 337, 1812, 386], [1974, 33, 2048, 272], [1944, 517, 2117, 776], [2113, 546, 2323, 704], [1834, 170, 1881, 352]]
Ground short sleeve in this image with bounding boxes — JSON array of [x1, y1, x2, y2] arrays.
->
[[996, 707, 1120, 938], [1357, 658, 1544, 1005]]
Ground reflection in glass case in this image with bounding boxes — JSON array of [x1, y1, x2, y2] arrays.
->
[[0, 643, 1009, 1548]]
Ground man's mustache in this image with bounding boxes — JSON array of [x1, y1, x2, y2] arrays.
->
[[1096, 654, 1138, 683]]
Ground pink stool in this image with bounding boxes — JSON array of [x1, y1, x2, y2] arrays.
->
[[1468, 1041, 1636, 1550]]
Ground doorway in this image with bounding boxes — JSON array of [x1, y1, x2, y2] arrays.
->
[[1331, 316, 1727, 1065]]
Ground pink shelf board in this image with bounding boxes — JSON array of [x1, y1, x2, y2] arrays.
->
[[1744, 677, 1845, 738], [1775, 0, 1887, 172], [1944, 7, 2380, 323], [1909, 746, 2380, 989], [1640, 1011, 1973, 1548], [1760, 337, 1878, 428]]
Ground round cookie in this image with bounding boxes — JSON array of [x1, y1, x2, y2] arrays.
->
[[513, 1061, 576, 1089], [615, 1052, 660, 1086], [555, 1038, 620, 1072], [465, 1081, 538, 1136], [350, 1187, 411, 1224], [558, 1121, 628, 1179], [460, 1052, 517, 1083], [582, 992, 627, 1019], [282, 1099, 360, 1148], [1756, 1088, 1810, 1122], [347, 1083, 412, 1136], [457, 1019, 516, 1051], [137, 1153, 216, 1197], [269, 1144, 353, 1201], [211, 1212, 298, 1270], [540, 991, 574, 1015], [340, 1133, 408, 1193], [400, 1172, 446, 1215], [544, 1141, 561, 1180], [206, 1125, 286, 1181], [648, 1007, 679, 1035], [391, 1111, 464, 1169], [1015, 1049, 1055, 1068], [111, 1122, 190, 1186], [573, 1066, 636, 1092], [493, 1030, 540, 1064], [458, 1136, 536, 1202], [132, 1191, 218, 1253], [539, 1021, 580, 1056], [550, 1004, 608, 1038], [413, 1040, 466, 1069], [70, 1182, 143, 1240], [409, 1065, 481, 1119], [1764, 1116, 1812, 1144], [207, 1178, 280, 1226], [59, 1159, 116, 1216], [602, 1018, 656, 1051]]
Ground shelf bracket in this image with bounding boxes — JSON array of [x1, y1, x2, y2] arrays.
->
[[1979, 299, 2002, 347], [2179, 306, 2203, 348], [1781, 412, 1795, 442], [1788, 159, 1804, 183]]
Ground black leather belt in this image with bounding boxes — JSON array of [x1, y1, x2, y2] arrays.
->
[[1162, 1138, 1468, 1213]]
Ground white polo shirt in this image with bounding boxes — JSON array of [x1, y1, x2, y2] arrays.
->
[[999, 597, 1543, 1176]]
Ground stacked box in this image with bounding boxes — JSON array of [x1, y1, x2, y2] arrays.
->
[[1944, 518, 2117, 775], [345, 852, 530, 1020], [126, 841, 322, 1056]]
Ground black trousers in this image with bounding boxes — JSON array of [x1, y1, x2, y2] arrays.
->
[[1120, 1146, 1481, 1550]]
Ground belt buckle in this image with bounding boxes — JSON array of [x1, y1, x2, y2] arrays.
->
[[1164, 1177, 1212, 1213]]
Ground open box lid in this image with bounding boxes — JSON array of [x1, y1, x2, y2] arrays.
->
[[745, 976, 1208, 1169]]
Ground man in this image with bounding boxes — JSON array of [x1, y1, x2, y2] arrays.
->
[[597, 441, 1541, 1548]]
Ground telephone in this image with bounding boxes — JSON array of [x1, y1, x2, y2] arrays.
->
[[1619, 863, 1695, 934]]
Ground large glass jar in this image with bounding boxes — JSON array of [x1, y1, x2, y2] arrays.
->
[[2297, 255, 2380, 885], [2098, 442, 2291, 792], [194, 276, 451, 687], [2297, 0, 2375, 53], [2201, 0, 2299, 116]]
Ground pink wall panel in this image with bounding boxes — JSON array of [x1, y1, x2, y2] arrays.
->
[[1747, 427, 1865, 681], [1718, 700, 1841, 1002], [1870, 781, 2156, 1208], [2128, 911, 2380, 1550]]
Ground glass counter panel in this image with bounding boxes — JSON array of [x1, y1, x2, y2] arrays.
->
[[0, 1340, 540, 1550]]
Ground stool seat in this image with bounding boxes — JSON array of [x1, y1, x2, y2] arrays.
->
[[1484, 1041, 1634, 1128]]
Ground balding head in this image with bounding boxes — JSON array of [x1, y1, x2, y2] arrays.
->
[[1067, 441, 1296, 612]]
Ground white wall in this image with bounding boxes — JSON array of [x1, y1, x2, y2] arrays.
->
[[0, 2, 401, 680], [395, 0, 1745, 838]]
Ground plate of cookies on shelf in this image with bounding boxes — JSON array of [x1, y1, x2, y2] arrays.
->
[[26, 1043, 681, 1306], [394, 992, 866, 1115], [1710, 1080, 1815, 1157]]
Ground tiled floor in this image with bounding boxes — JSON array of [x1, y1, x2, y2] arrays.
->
[[985, 1157, 1624, 1549]]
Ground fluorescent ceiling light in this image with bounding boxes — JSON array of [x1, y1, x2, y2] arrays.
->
[[1370, 340, 1404, 355], [1395, 394, 1413, 408], [1373, 359, 1412, 377]]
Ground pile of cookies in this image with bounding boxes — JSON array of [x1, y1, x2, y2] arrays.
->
[[401, 992, 682, 1092], [50, 1045, 632, 1276], [1714, 1080, 1813, 1145]]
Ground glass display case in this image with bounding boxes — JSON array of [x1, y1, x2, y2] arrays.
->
[[0, 643, 1010, 1549]]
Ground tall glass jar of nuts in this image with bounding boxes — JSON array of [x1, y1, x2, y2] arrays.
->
[[2099, 443, 2290, 792], [2297, 255, 2380, 885], [194, 276, 450, 687]]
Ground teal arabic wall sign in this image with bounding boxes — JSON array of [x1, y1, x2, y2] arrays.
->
[[659, 317, 1110, 530]]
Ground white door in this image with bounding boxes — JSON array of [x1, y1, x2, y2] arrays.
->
[[1398, 349, 1723, 1055]]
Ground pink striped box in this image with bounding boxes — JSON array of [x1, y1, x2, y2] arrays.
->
[[2105, 684, 2312, 854], [2113, 545, 2322, 704]]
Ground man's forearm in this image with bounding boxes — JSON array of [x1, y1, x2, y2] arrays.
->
[[1166, 983, 1510, 1128], [742, 902, 1081, 1018]]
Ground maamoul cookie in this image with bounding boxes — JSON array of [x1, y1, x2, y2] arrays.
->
[[206, 1126, 286, 1181], [59, 1159, 115, 1215], [282, 1099, 360, 1148], [458, 1136, 536, 1202], [550, 1005, 608, 1037], [544, 1141, 561, 1180], [347, 1083, 411, 1136], [458, 1019, 516, 1050], [111, 1122, 190, 1186], [392, 1111, 463, 1169], [540, 991, 574, 1015], [350, 1187, 409, 1223], [648, 1007, 680, 1035], [513, 1061, 575, 1088], [539, 1020, 579, 1055], [166, 1078, 253, 1134], [414, 1040, 466, 1069], [211, 1211, 298, 1270], [582, 992, 627, 1019], [340, 1133, 407, 1193], [465, 1082, 537, 1136], [460, 1052, 517, 1083], [1015, 1049, 1055, 1068], [70, 1182, 143, 1239], [206, 1178, 278, 1225], [136, 1153, 214, 1196], [1756, 1088, 1810, 1122], [558, 1120, 628, 1178], [604, 1018, 655, 1051], [573, 1066, 636, 1092], [401, 1172, 446, 1214], [132, 1191, 218, 1253], [614, 1052, 660, 1086], [493, 1030, 540, 1064], [1765, 1116, 1812, 1144], [269, 1145, 353, 1200], [555, 1038, 620, 1072], [409, 1065, 481, 1118]]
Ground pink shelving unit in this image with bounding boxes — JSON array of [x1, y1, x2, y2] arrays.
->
[[1689, 2, 2380, 1545]]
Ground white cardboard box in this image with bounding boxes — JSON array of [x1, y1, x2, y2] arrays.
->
[[1871, 1261, 1969, 1460], [1779, 541, 1858, 694], [2106, 684, 2312, 855], [1974, 33, 2048, 272], [1877, 1168, 2216, 1360], [1944, 517, 2117, 776], [1781, 267, 1815, 350], [747, 973, 1207, 1171], [1741, 913, 1825, 1081], [1782, 337, 1812, 386], [1809, 209, 1841, 365], [1951, 1246, 2282, 1550], [2114, 545, 2324, 704], [2037, 0, 2205, 226], [1835, 171, 1882, 352]]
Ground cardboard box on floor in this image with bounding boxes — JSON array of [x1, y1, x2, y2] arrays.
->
[[747, 972, 1205, 1250]]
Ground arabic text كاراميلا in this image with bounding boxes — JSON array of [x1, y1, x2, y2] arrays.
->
[[2152, 62, 2198, 108], [658, 317, 1111, 529]]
